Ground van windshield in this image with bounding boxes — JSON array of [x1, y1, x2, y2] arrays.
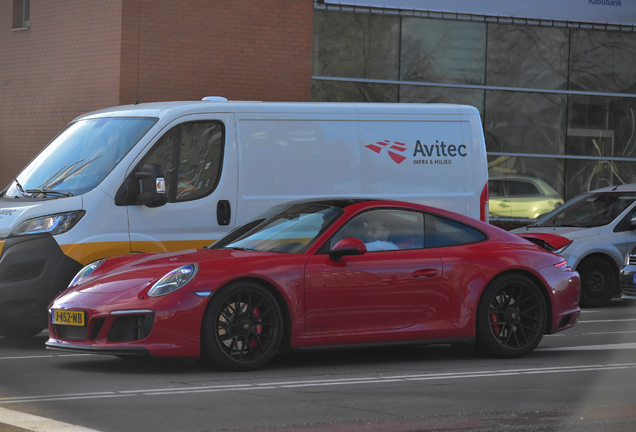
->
[[3, 117, 158, 198]]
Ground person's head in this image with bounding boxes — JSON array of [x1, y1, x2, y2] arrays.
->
[[367, 218, 390, 242]]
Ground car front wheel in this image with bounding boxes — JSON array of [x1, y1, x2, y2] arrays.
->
[[578, 257, 615, 308], [201, 281, 283, 371], [476, 274, 547, 358]]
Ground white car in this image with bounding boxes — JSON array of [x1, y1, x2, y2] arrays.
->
[[513, 184, 636, 308]]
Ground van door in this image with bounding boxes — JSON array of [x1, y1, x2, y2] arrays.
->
[[126, 114, 237, 253]]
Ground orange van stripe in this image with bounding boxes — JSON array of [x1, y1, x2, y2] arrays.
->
[[59, 240, 217, 266]]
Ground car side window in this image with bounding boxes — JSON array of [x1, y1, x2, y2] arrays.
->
[[327, 209, 424, 252], [508, 180, 540, 196], [141, 121, 224, 203], [425, 214, 486, 248]]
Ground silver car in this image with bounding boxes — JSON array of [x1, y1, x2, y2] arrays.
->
[[513, 184, 636, 308]]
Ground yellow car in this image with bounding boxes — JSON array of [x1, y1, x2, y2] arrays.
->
[[489, 176, 563, 219]]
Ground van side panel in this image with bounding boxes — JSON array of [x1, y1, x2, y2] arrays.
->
[[357, 115, 471, 217], [236, 117, 362, 225]]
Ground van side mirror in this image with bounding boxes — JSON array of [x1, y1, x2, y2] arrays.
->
[[329, 238, 367, 261], [631, 215, 636, 229], [135, 163, 167, 208], [115, 163, 167, 207]]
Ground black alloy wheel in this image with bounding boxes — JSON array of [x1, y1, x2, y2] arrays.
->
[[578, 257, 615, 308], [201, 282, 283, 371], [476, 274, 547, 358]]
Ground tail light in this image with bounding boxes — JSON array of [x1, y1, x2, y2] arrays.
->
[[480, 182, 489, 222], [554, 259, 572, 271]]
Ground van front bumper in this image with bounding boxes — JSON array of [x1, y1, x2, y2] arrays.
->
[[0, 234, 83, 331]]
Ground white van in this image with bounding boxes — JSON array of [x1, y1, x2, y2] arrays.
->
[[0, 99, 488, 337]]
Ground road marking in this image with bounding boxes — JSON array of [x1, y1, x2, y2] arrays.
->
[[0, 354, 91, 361], [578, 319, 636, 323], [537, 342, 636, 351], [0, 407, 101, 431], [547, 330, 636, 337], [1, 362, 635, 404]]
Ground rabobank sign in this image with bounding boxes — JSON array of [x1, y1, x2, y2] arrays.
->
[[322, 1, 636, 26]]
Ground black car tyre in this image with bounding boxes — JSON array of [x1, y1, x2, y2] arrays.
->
[[476, 274, 547, 358], [0, 323, 45, 339], [201, 281, 283, 371], [578, 257, 615, 308]]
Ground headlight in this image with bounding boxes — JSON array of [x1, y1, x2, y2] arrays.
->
[[9, 211, 85, 237], [148, 264, 198, 297], [69, 259, 104, 287]]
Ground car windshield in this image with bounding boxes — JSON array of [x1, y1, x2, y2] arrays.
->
[[2, 117, 157, 198], [532, 191, 636, 228], [212, 203, 344, 254]]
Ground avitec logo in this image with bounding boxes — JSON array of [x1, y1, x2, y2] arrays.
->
[[0, 209, 17, 216], [365, 140, 408, 164], [365, 139, 468, 166]]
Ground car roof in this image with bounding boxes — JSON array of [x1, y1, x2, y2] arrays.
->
[[586, 184, 636, 193]]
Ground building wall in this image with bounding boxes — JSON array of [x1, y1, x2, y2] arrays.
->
[[312, 9, 636, 211], [0, 0, 123, 189], [0, 0, 313, 189]]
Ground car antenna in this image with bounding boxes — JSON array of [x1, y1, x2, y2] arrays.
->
[[134, 66, 159, 105]]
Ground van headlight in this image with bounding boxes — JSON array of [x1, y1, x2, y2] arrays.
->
[[148, 264, 198, 297], [9, 211, 85, 237], [69, 259, 105, 287]]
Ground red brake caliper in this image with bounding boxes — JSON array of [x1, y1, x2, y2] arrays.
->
[[489, 309, 500, 335]]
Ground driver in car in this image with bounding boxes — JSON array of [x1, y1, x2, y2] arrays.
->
[[365, 218, 398, 251]]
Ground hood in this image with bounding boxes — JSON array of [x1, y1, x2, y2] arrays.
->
[[71, 248, 276, 294], [511, 225, 601, 241], [0, 196, 83, 238]]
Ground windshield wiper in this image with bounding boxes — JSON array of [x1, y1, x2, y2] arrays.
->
[[25, 188, 73, 198], [223, 247, 254, 251], [6, 178, 31, 198]]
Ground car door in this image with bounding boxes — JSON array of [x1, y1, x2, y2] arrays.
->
[[304, 208, 442, 334], [126, 114, 238, 253]]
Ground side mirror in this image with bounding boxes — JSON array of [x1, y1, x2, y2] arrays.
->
[[631, 215, 636, 229], [329, 238, 367, 261], [115, 163, 167, 207], [136, 163, 168, 208]]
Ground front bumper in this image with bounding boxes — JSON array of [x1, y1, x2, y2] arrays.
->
[[619, 265, 636, 299], [0, 234, 83, 329], [46, 290, 210, 357]]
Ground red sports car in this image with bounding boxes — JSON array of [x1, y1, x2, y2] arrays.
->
[[46, 199, 580, 370]]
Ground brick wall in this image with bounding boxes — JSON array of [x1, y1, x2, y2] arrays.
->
[[0, 0, 124, 189], [0, 0, 313, 189]]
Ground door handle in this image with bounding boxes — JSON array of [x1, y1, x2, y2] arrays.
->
[[217, 200, 231, 226], [412, 269, 439, 278]]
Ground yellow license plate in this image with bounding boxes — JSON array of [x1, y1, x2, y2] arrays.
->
[[52, 309, 86, 327]]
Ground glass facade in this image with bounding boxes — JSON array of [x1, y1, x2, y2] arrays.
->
[[312, 11, 636, 217]]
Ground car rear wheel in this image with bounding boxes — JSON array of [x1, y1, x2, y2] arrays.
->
[[201, 281, 283, 371], [476, 274, 547, 358], [578, 257, 615, 308]]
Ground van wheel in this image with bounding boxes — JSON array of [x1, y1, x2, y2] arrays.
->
[[578, 257, 615, 308], [201, 282, 283, 371], [0, 323, 45, 339], [476, 274, 547, 358]]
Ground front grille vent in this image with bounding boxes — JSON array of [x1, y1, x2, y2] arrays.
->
[[107, 314, 154, 342]]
